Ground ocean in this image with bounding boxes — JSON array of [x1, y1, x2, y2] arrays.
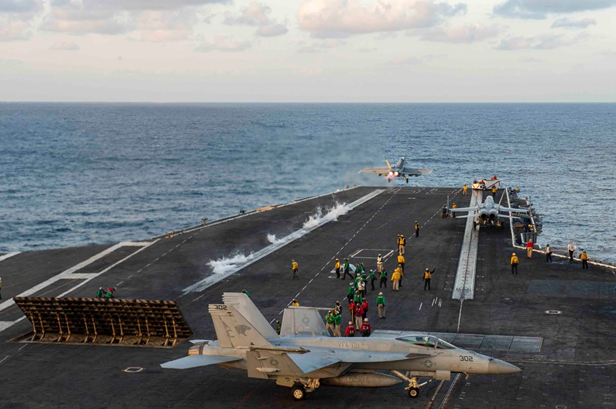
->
[[1, 103, 615, 263]]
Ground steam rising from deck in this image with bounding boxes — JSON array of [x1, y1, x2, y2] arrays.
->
[[303, 202, 350, 229], [208, 253, 255, 275]]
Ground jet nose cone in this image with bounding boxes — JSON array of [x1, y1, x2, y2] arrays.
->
[[488, 359, 521, 374]]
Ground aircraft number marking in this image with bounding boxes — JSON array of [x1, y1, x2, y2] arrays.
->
[[459, 355, 473, 362], [212, 304, 228, 310]]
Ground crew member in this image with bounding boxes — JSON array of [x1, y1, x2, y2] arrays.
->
[[325, 311, 335, 335], [546, 244, 553, 263], [360, 318, 371, 337], [463, 184, 468, 195], [333, 310, 342, 336], [358, 279, 366, 298], [96, 287, 104, 298], [391, 268, 401, 291], [398, 252, 406, 272], [376, 254, 383, 273], [361, 298, 369, 320], [347, 283, 355, 304], [511, 253, 519, 275], [334, 301, 342, 315], [334, 258, 340, 278], [291, 298, 300, 307], [105, 287, 116, 299], [441, 204, 448, 218], [376, 292, 386, 319], [368, 269, 376, 291], [342, 258, 353, 280], [399, 234, 406, 254], [354, 302, 364, 329], [568, 241, 576, 262], [423, 268, 435, 291], [379, 269, 388, 288], [451, 203, 457, 217], [492, 185, 497, 198], [526, 239, 534, 258], [291, 259, 299, 280], [580, 250, 589, 269], [275, 320, 281, 335], [415, 221, 420, 237], [345, 321, 356, 337]]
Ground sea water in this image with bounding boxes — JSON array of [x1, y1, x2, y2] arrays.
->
[[1, 103, 614, 263]]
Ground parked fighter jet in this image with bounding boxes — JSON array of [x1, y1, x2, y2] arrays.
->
[[161, 293, 520, 401], [360, 157, 433, 183], [449, 195, 529, 228]]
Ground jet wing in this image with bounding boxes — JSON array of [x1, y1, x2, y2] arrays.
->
[[401, 167, 433, 176], [448, 207, 477, 213], [498, 206, 529, 214], [308, 347, 429, 363], [161, 355, 241, 370], [288, 352, 341, 374], [360, 167, 390, 175]]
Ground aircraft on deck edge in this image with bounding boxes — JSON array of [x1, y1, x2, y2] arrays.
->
[[161, 293, 520, 401]]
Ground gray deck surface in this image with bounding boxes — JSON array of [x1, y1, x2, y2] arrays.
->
[[1, 186, 615, 409]]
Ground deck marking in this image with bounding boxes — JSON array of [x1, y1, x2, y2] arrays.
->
[[0, 356, 10, 365], [268, 187, 401, 323], [419, 302, 423, 310], [182, 189, 387, 294], [0, 241, 156, 314], [452, 190, 481, 300], [0, 252, 20, 263]]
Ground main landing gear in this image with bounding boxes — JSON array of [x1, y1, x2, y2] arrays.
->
[[391, 371, 431, 398], [291, 379, 320, 401]]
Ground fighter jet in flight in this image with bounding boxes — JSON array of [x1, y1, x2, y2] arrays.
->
[[449, 195, 529, 228], [360, 157, 433, 183], [161, 293, 520, 401]]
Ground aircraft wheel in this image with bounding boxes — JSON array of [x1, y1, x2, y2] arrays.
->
[[292, 384, 306, 401], [408, 387, 419, 398]]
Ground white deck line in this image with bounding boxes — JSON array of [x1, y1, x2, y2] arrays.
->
[[182, 189, 386, 294], [0, 253, 21, 263], [0, 240, 155, 314], [452, 190, 481, 300]]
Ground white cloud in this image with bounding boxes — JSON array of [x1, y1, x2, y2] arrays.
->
[[0, 0, 43, 41], [494, 0, 616, 19], [414, 23, 501, 43], [224, 2, 288, 37], [195, 35, 252, 52], [296, 0, 467, 38], [43, 0, 226, 37], [497, 33, 586, 50], [50, 41, 80, 50], [551, 17, 597, 30]]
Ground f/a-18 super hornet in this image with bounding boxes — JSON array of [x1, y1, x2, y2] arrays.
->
[[449, 195, 529, 228], [161, 293, 520, 401], [360, 157, 433, 183]]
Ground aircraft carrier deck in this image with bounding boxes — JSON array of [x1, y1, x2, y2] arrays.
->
[[1, 186, 615, 409]]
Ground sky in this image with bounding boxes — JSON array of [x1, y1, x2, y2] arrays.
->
[[1, 0, 615, 102]]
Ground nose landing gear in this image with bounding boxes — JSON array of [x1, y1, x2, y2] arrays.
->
[[391, 370, 432, 398]]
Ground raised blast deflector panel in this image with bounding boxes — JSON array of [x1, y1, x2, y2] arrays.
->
[[280, 307, 329, 336], [13, 297, 193, 347]]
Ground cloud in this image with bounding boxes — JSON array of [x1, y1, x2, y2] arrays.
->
[[195, 35, 252, 52], [297, 0, 467, 38], [497, 33, 586, 50], [414, 23, 501, 43], [551, 17, 597, 29], [0, 0, 43, 41], [493, 0, 616, 19], [0, 0, 38, 13], [50, 41, 80, 50], [298, 38, 346, 52], [224, 2, 288, 37], [42, 0, 228, 38]]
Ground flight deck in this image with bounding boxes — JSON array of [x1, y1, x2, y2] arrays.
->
[[1, 186, 615, 408]]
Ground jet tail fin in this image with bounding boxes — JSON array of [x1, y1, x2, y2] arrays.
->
[[209, 293, 278, 348], [385, 157, 392, 171]]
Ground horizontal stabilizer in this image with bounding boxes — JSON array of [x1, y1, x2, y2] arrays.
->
[[455, 214, 476, 219], [449, 207, 476, 213], [161, 355, 240, 370]]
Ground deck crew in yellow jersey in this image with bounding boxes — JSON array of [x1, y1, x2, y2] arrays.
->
[[291, 259, 299, 280]]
